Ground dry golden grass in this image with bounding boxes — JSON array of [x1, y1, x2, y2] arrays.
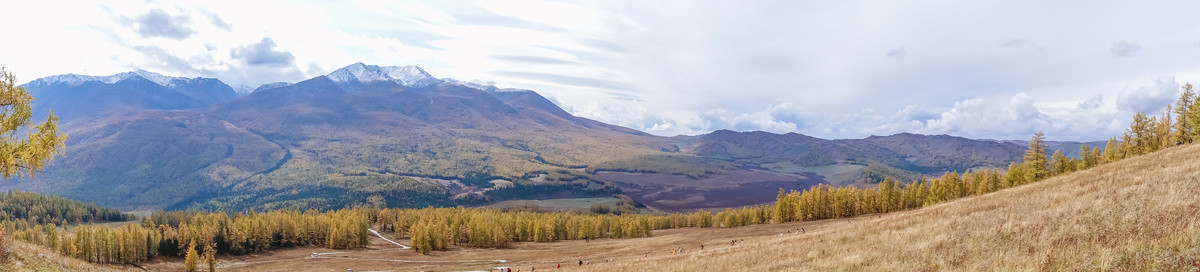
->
[[130, 144, 1200, 271], [571, 143, 1200, 271], [0, 241, 136, 272]]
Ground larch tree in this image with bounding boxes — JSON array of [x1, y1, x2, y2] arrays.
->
[[184, 240, 199, 272], [0, 67, 66, 181], [204, 243, 217, 272], [1173, 83, 1195, 144], [1023, 132, 1049, 182]]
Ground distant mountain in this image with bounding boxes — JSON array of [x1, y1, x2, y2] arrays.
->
[[24, 70, 236, 121], [4, 63, 1111, 212], [677, 131, 1105, 187]]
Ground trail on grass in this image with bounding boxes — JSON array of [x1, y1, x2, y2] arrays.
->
[[368, 228, 410, 249], [219, 229, 506, 269]]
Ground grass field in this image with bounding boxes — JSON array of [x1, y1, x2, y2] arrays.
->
[[16, 144, 1200, 271], [573, 143, 1200, 271], [0, 241, 134, 272], [166, 143, 1199, 271]]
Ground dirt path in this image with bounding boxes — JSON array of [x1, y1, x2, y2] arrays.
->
[[369, 228, 410, 249]]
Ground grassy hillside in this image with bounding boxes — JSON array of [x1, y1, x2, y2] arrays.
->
[[0, 241, 127, 272], [574, 143, 1200, 271]]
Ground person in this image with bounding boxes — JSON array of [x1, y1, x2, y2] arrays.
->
[[578, 260, 583, 266], [700, 244, 704, 250], [802, 228, 806, 234], [557, 263, 561, 269]]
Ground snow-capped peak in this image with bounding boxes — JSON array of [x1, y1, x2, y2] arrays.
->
[[254, 82, 291, 92], [127, 70, 177, 87], [28, 69, 183, 88], [326, 62, 439, 88], [232, 84, 256, 96]]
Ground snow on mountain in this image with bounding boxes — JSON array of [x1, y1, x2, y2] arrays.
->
[[326, 62, 440, 88], [254, 82, 292, 92], [28, 69, 189, 88], [233, 84, 256, 96]]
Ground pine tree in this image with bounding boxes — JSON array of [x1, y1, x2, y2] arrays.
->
[[1124, 113, 1154, 156], [1023, 132, 1049, 181], [1103, 137, 1123, 163], [204, 243, 217, 271], [184, 240, 199, 272], [1151, 108, 1172, 152], [1049, 150, 1070, 176], [0, 68, 68, 181], [1174, 83, 1196, 144], [1190, 93, 1200, 141]]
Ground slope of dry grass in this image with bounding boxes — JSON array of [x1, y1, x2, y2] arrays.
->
[[0, 241, 134, 272], [573, 143, 1200, 271]]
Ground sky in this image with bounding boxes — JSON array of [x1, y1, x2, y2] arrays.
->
[[3, 0, 1200, 141]]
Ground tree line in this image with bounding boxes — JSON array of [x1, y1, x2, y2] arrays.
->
[[0, 190, 130, 227]]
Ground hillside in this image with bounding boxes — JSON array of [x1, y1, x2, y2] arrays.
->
[[573, 143, 1200, 271], [3, 64, 1105, 212], [0, 241, 129, 272]]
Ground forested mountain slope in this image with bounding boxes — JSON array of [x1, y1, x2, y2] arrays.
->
[[2, 64, 1104, 211]]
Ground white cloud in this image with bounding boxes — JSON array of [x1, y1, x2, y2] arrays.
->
[[4, 0, 1200, 141], [887, 48, 907, 60], [1117, 76, 1179, 114], [1110, 41, 1142, 58]]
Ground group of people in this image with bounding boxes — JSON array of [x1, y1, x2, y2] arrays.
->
[[780, 227, 807, 236]]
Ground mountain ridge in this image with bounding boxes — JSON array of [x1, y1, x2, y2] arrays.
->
[[5, 64, 1109, 211]]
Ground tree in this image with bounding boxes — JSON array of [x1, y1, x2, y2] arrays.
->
[[1190, 91, 1200, 141], [1124, 113, 1154, 156], [1049, 150, 1071, 176], [1174, 83, 1196, 144], [184, 240, 199, 272], [1023, 132, 1049, 182], [1102, 137, 1123, 163], [0, 67, 67, 181], [589, 204, 610, 214], [204, 243, 217, 271]]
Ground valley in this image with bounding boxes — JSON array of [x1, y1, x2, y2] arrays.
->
[[2, 64, 1103, 213]]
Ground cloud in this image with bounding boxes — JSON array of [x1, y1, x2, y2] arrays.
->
[[997, 39, 1041, 51], [230, 38, 296, 67], [563, 100, 677, 134], [1117, 76, 1179, 114], [127, 45, 201, 75], [699, 108, 799, 133], [1110, 41, 1142, 57], [886, 48, 907, 60], [123, 9, 195, 40], [204, 11, 233, 31], [492, 70, 633, 91], [1077, 94, 1103, 110], [491, 55, 579, 65]]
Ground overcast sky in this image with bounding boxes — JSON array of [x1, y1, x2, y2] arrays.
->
[[4, 0, 1200, 141]]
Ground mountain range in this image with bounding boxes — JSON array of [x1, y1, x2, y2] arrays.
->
[[3, 64, 1105, 212]]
